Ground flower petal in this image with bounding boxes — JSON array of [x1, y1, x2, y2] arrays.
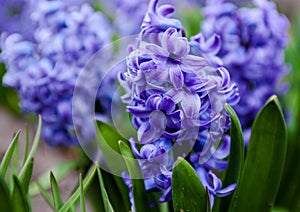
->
[[169, 64, 184, 90]]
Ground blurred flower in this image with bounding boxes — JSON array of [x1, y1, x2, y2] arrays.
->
[[199, 0, 290, 142], [0, 0, 34, 39], [1, 1, 112, 146], [120, 0, 239, 207], [107, 0, 150, 36]]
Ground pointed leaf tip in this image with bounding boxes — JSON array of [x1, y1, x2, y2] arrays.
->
[[172, 157, 207, 212]]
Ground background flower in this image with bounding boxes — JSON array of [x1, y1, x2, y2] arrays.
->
[[1, 0, 112, 146], [199, 0, 290, 143]]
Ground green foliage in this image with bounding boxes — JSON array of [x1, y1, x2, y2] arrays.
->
[[217, 104, 245, 211], [29, 161, 78, 196], [0, 177, 12, 211], [50, 172, 63, 210], [0, 63, 20, 114], [97, 167, 115, 212], [11, 176, 30, 212], [79, 174, 87, 212], [0, 115, 42, 212], [58, 165, 97, 212], [0, 95, 293, 212], [172, 157, 208, 212], [276, 11, 300, 209], [229, 96, 287, 212], [0, 131, 20, 178]]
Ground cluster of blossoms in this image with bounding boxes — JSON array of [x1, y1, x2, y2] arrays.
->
[[120, 0, 239, 208], [1, 0, 112, 146], [199, 0, 290, 142]]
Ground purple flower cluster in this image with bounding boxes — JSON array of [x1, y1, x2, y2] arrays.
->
[[120, 0, 239, 208], [200, 0, 290, 141], [1, 0, 112, 146]]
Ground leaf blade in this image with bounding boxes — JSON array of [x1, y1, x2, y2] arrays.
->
[[97, 167, 115, 212], [79, 174, 87, 212], [172, 157, 207, 212], [20, 157, 34, 195], [19, 115, 42, 180], [0, 177, 13, 211], [229, 96, 287, 212], [58, 165, 97, 212], [11, 176, 29, 212], [50, 172, 63, 210], [218, 104, 244, 211], [0, 131, 20, 178]]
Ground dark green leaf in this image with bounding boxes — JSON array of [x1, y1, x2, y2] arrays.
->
[[172, 157, 207, 212], [0, 131, 20, 178], [100, 171, 129, 212], [11, 176, 29, 212], [218, 104, 244, 211], [20, 157, 34, 194], [271, 207, 289, 212], [0, 177, 12, 211], [95, 120, 131, 210], [97, 168, 114, 212], [79, 174, 87, 212], [229, 96, 287, 212], [50, 172, 63, 210], [276, 13, 300, 207]]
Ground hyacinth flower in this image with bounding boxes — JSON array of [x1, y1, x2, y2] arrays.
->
[[198, 0, 290, 143], [1, 0, 112, 146], [119, 0, 239, 208]]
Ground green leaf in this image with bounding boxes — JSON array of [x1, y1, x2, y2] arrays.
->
[[20, 157, 34, 194], [19, 115, 42, 180], [58, 165, 97, 212], [95, 120, 131, 210], [95, 120, 128, 174], [29, 161, 77, 196], [22, 124, 30, 167], [9, 138, 20, 184], [271, 207, 289, 212], [0, 177, 13, 211], [118, 140, 149, 212], [79, 174, 87, 212], [99, 170, 130, 212], [229, 95, 287, 212], [50, 172, 63, 210], [172, 157, 207, 212], [0, 131, 20, 178], [11, 175, 29, 212], [218, 104, 244, 211], [97, 168, 114, 212]]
